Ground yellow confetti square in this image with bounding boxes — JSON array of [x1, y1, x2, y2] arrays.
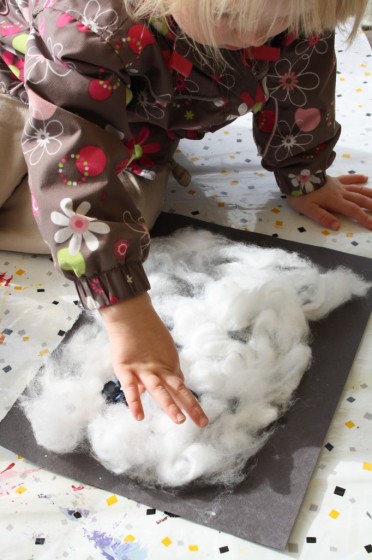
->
[[355, 88, 363, 92], [363, 462, 372, 471], [38, 349, 49, 357], [16, 269, 25, 276], [271, 208, 280, 214], [230, 180, 239, 185], [106, 495, 118, 506], [189, 545, 199, 551], [346, 232, 354, 238], [229, 155, 235, 160], [22, 337, 30, 342], [162, 537, 172, 547], [345, 420, 355, 429], [342, 153, 351, 159], [191, 157, 200, 162], [15, 486, 27, 494], [329, 510, 340, 519], [14, 286, 23, 291], [17, 455, 24, 460], [322, 230, 331, 236], [124, 534, 135, 543]]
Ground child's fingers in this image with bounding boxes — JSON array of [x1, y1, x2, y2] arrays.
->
[[338, 174, 369, 186], [116, 368, 145, 421], [300, 203, 340, 230], [141, 370, 188, 425], [167, 376, 209, 428]]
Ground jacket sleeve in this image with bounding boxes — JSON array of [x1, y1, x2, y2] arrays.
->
[[22, 5, 166, 309], [253, 32, 341, 196]]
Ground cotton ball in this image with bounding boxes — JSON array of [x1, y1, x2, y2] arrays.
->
[[158, 443, 225, 486], [22, 372, 105, 453], [302, 268, 371, 321], [88, 404, 151, 474]]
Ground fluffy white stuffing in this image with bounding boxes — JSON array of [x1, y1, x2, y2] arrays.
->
[[21, 229, 371, 487]]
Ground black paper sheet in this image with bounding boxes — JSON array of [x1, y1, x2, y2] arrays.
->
[[1, 213, 371, 550]]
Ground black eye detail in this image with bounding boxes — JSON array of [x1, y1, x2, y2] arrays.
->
[[102, 378, 128, 405]]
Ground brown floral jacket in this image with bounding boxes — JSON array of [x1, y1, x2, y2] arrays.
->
[[0, 0, 340, 308]]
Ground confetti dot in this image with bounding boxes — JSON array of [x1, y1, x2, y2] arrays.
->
[[322, 230, 331, 236], [342, 153, 351, 158], [38, 349, 49, 357], [306, 537, 317, 543], [35, 537, 45, 545], [189, 545, 199, 551], [146, 508, 156, 515], [106, 495, 118, 506], [345, 420, 356, 429], [334, 486, 346, 496], [363, 462, 372, 471], [15, 269, 25, 275], [219, 546, 229, 553], [15, 486, 27, 494], [271, 208, 280, 214], [275, 220, 283, 227], [124, 534, 135, 542], [365, 544, 372, 554], [162, 537, 172, 547], [329, 510, 340, 519]]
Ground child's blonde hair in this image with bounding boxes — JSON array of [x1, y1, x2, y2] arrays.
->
[[123, 0, 368, 47]]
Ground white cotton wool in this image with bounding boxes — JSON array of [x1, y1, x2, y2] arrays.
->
[[22, 229, 371, 487]]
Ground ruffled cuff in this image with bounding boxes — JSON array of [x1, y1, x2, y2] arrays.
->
[[275, 169, 327, 196], [74, 261, 151, 310]]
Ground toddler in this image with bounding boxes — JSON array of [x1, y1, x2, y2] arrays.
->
[[0, 0, 370, 427]]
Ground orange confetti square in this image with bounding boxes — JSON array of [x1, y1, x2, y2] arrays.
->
[[345, 420, 355, 429], [187, 189, 196, 195], [15, 486, 27, 494], [189, 545, 199, 551], [124, 534, 135, 543], [271, 208, 280, 214], [0, 334, 5, 345], [329, 510, 340, 519], [322, 230, 331, 236], [14, 286, 23, 291], [15, 269, 25, 275], [275, 220, 283, 227], [162, 537, 172, 547], [106, 495, 118, 506], [218, 202, 225, 208], [363, 462, 372, 471]]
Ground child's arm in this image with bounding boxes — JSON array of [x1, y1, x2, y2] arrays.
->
[[100, 293, 209, 427], [287, 174, 372, 230], [252, 32, 372, 228]]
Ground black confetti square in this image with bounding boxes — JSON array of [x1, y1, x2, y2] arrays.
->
[[2, 366, 12, 373], [298, 227, 306, 233], [365, 544, 372, 554], [219, 546, 229, 554], [334, 486, 346, 497], [146, 508, 156, 515], [347, 396, 356, 403], [58, 330, 66, 337], [35, 538, 45, 545], [52, 301, 59, 305], [3, 329, 13, 335], [73, 511, 82, 519], [325, 442, 334, 451], [306, 537, 317, 543]]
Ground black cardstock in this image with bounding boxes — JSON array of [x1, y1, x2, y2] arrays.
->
[[1, 214, 371, 550]]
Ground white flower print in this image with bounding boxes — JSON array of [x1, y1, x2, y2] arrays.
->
[[174, 74, 200, 95], [271, 120, 313, 162], [123, 211, 150, 253], [267, 56, 320, 108], [289, 169, 322, 194], [22, 114, 63, 166], [25, 37, 72, 84], [51, 198, 110, 255], [295, 33, 332, 57], [135, 88, 165, 120], [67, 0, 119, 35]]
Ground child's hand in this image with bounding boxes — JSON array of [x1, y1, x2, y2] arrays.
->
[[100, 293, 209, 428], [287, 174, 372, 230]]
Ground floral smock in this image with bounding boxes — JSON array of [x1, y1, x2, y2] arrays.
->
[[0, 0, 341, 309]]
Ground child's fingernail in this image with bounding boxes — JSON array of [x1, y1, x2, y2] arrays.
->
[[199, 416, 208, 428], [136, 413, 144, 421], [177, 413, 186, 423]]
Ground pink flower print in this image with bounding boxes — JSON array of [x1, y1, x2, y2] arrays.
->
[[268, 57, 320, 108], [22, 114, 63, 166], [51, 198, 110, 255], [30, 192, 39, 217], [90, 277, 104, 295], [289, 169, 322, 194], [114, 239, 129, 260], [271, 120, 313, 162], [67, 0, 119, 35], [120, 127, 161, 174], [295, 33, 331, 57]]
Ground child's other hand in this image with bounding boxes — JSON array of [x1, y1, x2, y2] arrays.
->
[[287, 174, 372, 230], [100, 293, 209, 428]]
